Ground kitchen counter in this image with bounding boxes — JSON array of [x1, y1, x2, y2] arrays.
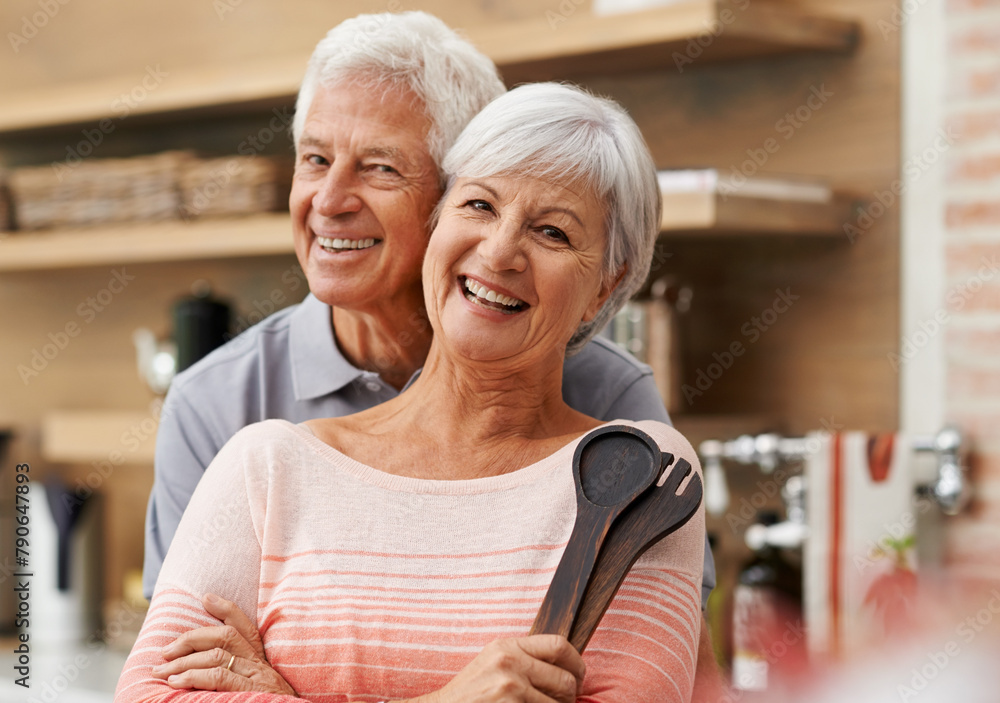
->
[[0, 638, 127, 703]]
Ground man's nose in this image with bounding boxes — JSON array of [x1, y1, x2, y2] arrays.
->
[[313, 161, 363, 217]]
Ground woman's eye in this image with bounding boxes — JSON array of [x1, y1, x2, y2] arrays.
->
[[373, 164, 398, 174], [305, 154, 328, 166], [465, 199, 493, 213], [541, 226, 568, 242]]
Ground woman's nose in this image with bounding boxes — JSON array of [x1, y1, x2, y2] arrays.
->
[[479, 221, 527, 272], [313, 162, 363, 217]]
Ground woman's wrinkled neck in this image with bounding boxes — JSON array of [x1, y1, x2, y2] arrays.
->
[[400, 340, 579, 443]]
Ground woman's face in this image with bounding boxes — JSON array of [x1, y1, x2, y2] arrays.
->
[[423, 174, 614, 365]]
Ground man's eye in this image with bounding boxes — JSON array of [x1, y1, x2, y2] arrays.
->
[[373, 164, 398, 174], [305, 154, 328, 166]]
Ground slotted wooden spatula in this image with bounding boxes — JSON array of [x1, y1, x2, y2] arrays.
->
[[568, 456, 703, 652]]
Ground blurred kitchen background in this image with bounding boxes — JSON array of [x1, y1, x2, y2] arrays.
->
[[0, 0, 998, 700]]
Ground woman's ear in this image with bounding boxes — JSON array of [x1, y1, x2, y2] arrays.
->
[[582, 265, 627, 323]]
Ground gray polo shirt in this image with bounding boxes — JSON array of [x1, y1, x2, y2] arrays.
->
[[144, 293, 716, 604]]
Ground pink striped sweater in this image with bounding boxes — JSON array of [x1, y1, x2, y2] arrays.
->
[[116, 419, 704, 703]]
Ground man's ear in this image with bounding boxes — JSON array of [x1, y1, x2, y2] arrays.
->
[[582, 265, 627, 323]]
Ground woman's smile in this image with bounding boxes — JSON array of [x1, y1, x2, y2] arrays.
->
[[459, 275, 528, 314]]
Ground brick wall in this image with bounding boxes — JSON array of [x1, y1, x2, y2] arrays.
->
[[943, 0, 1000, 579]]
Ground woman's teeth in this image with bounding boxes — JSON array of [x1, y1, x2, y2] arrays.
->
[[463, 278, 525, 311], [318, 237, 378, 251]]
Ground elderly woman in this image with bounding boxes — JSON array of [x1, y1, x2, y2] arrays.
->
[[115, 83, 705, 703]]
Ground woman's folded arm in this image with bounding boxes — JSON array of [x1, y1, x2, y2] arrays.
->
[[116, 429, 279, 703], [115, 588, 303, 703]]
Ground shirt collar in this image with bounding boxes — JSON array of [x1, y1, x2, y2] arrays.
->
[[289, 294, 366, 400], [401, 367, 422, 392]]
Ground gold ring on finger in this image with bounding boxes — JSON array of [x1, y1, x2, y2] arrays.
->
[[225, 654, 236, 672]]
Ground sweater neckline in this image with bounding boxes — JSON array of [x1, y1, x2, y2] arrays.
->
[[280, 419, 630, 495]]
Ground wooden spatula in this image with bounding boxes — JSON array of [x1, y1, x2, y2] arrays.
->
[[568, 456, 703, 652], [530, 425, 663, 639]]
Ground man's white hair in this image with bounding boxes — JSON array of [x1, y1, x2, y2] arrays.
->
[[294, 11, 506, 179], [441, 82, 661, 356]]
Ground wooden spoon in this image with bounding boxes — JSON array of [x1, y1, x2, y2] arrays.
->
[[530, 425, 662, 639], [568, 456, 703, 652]]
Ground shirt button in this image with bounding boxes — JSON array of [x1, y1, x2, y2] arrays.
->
[[366, 381, 381, 392]]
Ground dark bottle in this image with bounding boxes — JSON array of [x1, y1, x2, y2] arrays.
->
[[173, 283, 232, 372]]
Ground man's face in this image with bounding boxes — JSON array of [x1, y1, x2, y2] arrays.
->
[[290, 80, 442, 314]]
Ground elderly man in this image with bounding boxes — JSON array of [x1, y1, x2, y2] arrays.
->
[[143, 9, 721, 698]]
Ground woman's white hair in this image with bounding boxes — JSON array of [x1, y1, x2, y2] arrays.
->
[[441, 82, 661, 356], [294, 11, 505, 178]]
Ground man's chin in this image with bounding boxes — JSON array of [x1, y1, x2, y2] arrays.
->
[[306, 282, 359, 309], [305, 278, 382, 312]]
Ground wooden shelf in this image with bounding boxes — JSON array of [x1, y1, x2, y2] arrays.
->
[[0, 213, 292, 271], [476, 0, 859, 84], [0, 0, 859, 134], [660, 190, 856, 237], [0, 57, 308, 135], [0, 186, 855, 272], [42, 410, 159, 465]]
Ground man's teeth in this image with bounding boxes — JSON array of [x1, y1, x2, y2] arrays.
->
[[318, 237, 378, 251], [463, 278, 524, 309]]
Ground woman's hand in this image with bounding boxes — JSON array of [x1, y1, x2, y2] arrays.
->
[[151, 593, 297, 697], [408, 635, 585, 703]]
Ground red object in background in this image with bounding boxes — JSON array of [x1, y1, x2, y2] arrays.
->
[[863, 532, 919, 641], [866, 434, 895, 483], [864, 564, 919, 637]]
